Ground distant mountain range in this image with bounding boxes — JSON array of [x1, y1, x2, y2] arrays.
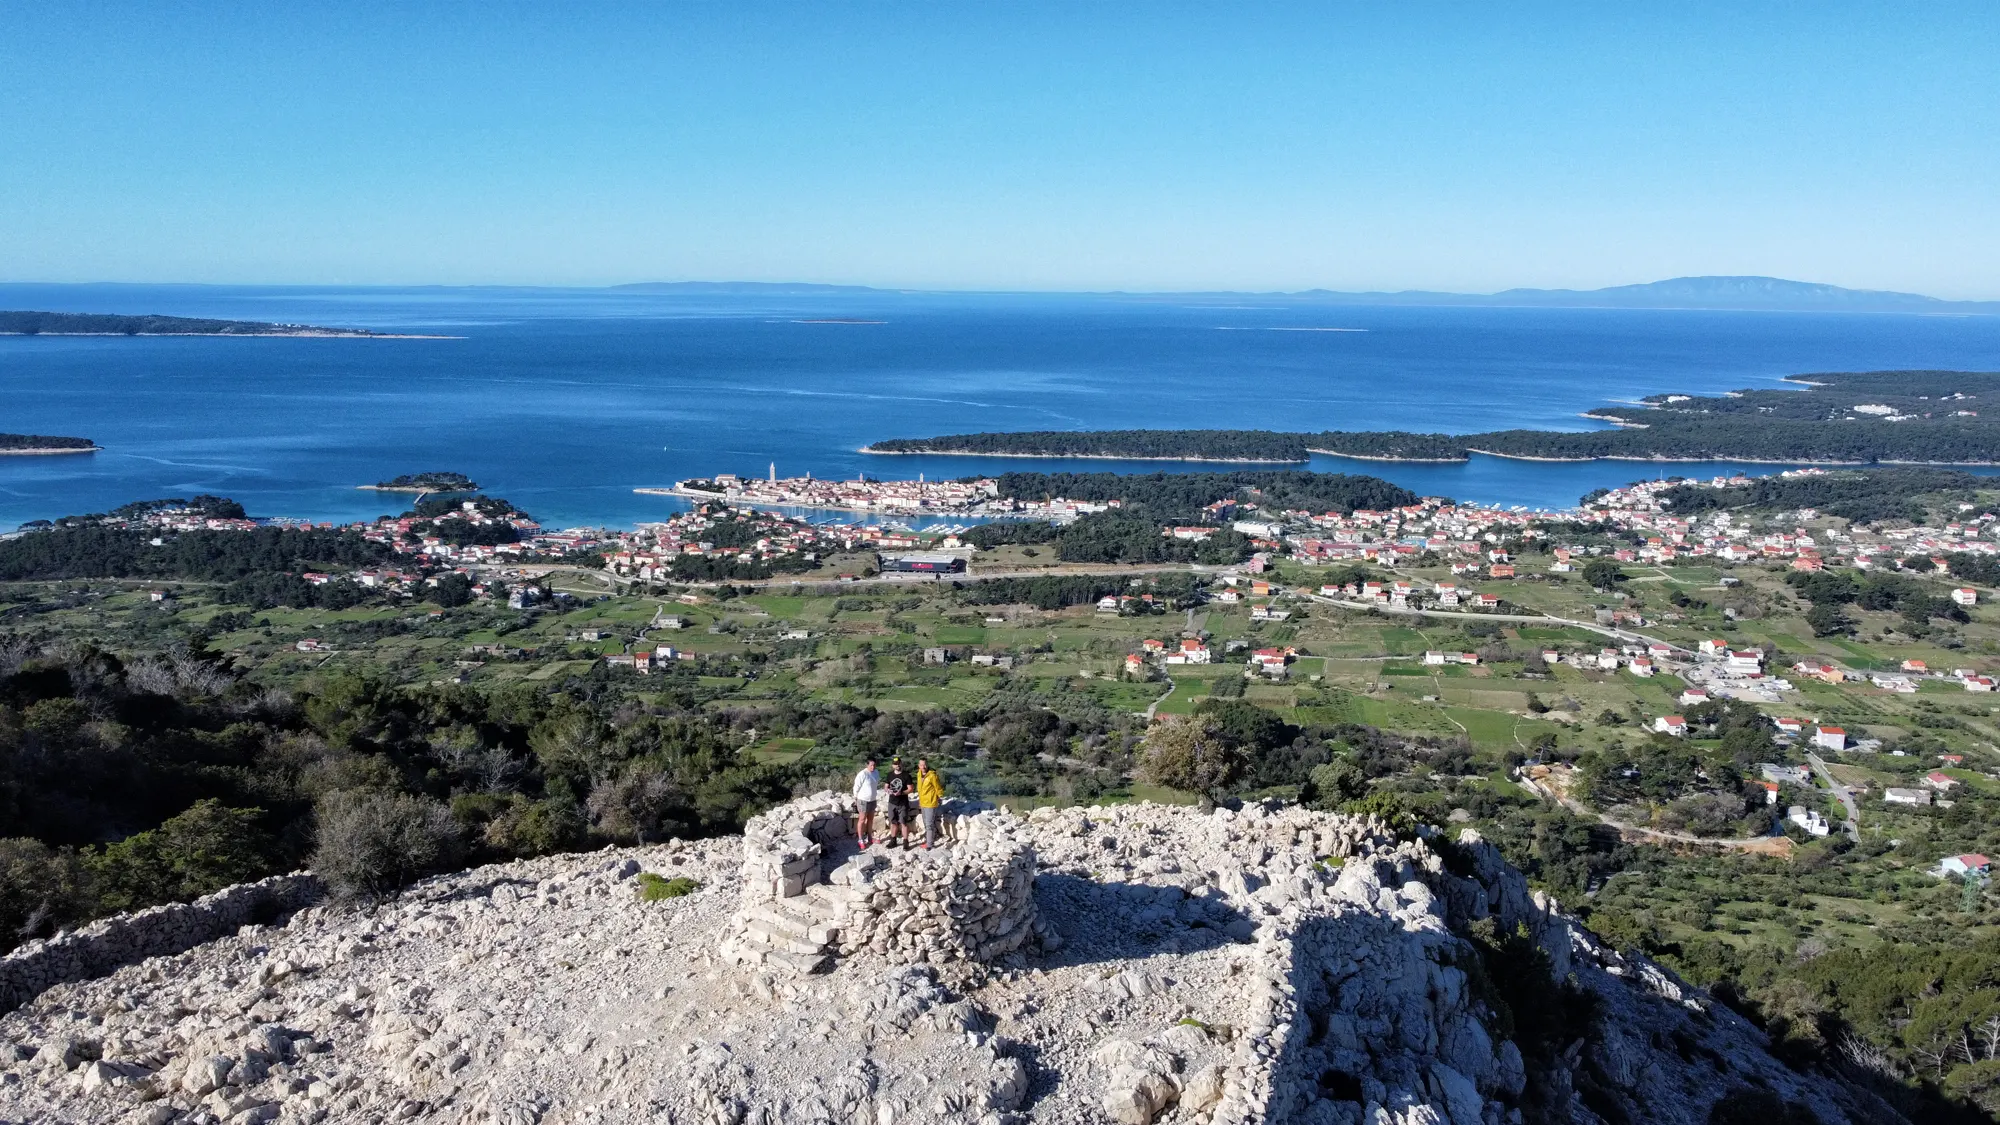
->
[[605, 275, 1998, 313], [608, 281, 886, 295], [3, 276, 1991, 313], [1269, 275, 2000, 313]]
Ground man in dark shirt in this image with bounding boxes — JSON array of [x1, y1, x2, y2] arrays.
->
[[882, 758, 913, 849]]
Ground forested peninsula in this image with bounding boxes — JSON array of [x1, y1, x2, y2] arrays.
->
[[867, 369, 2000, 465], [956, 470, 1422, 566], [0, 310, 431, 337], [0, 432, 99, 454]]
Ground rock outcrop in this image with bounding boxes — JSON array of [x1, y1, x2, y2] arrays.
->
[[0, 799, 1902, 1125]]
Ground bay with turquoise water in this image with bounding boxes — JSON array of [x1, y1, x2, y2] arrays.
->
[[4, 282, 2000, 532]]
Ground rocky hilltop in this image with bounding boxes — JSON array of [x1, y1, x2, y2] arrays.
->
[[0, 798, 1901, 1125]]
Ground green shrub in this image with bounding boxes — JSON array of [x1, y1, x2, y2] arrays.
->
[[86, 799, 273, 913], [312, 791, 463, 901], [637, 873, 699, 901]]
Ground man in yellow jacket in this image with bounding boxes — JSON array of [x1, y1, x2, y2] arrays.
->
[[915, 758, 945, 851]]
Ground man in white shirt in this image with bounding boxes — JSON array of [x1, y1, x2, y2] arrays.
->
[[851, 759, 880, 847]]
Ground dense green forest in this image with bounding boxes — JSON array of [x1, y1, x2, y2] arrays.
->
[[1466, 420, 1999, 463], [106, 495, 250, 521], [373, 471, 478, 490], [0, 638, 798, 948], [869, 429, 1312, 461], [1042, 514, 1253, 566], [1306, 431, 1471, 460], [0, 526, 395, 584], [990, 470, 1421, 516], [965, 472, 1416, 566], [0, 310, 380, 336], [887, 420, 2000, 465], [1622, 370, 2000, 423], [0, 432, 97, 451], [1655, 469, 1987, 524], [871, 370, 2000, 465]]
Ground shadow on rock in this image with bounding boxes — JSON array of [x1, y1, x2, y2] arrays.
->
[[1031, 873, 1257, 968]]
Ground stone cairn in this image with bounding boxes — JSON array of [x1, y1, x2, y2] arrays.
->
[[723, 791, 1038, 974]]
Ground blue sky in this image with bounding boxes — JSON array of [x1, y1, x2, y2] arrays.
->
[[3, 3, 1997, 294]]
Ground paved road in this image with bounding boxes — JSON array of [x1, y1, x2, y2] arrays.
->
[[511, 561, 1209, 592], [745, 563, 1205, 589], [1292, 588, 1692, 655], [1806, 752, 1862, 840]]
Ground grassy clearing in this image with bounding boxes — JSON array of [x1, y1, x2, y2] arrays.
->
[[1152, 677, 1210, 716], [1444, 707, 1521, 748], [749, 737, 817, 764]]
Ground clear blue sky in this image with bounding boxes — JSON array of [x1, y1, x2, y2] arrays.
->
[[3, 3, 1997, 295]]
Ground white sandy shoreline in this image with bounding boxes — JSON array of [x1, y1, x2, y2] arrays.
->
[[0, 446, 100, 456]]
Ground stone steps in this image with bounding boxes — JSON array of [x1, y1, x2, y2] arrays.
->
[[726, 888, 842, 974], [742, 911, 838, 953], [720, 931, 832, 975]]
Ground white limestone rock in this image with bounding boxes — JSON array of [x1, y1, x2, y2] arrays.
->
[[0, 801, 1899, 1125]]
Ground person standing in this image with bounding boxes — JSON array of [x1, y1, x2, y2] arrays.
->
[[882, 758, 913, 849], [916, 758, 944, 851], [851, 758, 880, 847]]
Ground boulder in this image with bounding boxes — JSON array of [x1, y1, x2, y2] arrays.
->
[[1101, 1066, 1179, 1125]]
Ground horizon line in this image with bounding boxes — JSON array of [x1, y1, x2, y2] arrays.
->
[[2, 274, 2000, 306]]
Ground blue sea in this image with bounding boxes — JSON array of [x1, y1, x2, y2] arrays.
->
[[4, 283, 2000, 532]]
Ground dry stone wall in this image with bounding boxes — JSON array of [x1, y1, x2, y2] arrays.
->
[[0, 874, 323, 1016], [730, 791, 1039, 971], [826, 805, 1038, 964]]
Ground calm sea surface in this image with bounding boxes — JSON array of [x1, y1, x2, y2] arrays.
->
[[3, 284, 2000, 531]]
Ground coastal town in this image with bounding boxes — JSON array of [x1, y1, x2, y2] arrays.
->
[[643, 467, 1110, 520], [30, 466, 2000, 601]]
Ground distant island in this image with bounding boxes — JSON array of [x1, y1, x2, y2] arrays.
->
[[360, 471, 479, 492], [608, 281, 885, 296], [867, 428, 1317, 463], [599, 274, 2000, 314], [1211, 275, 2000, 315], [867, 369, 2000, 466], [0, 310, 448, 338], [0, 432, 99, 455]]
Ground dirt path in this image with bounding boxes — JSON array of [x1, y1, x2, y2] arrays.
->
[[1522, 774, 1794, 855]]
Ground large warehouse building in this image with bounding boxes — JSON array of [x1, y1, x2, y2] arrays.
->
[[880, 553, 967, 574]]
